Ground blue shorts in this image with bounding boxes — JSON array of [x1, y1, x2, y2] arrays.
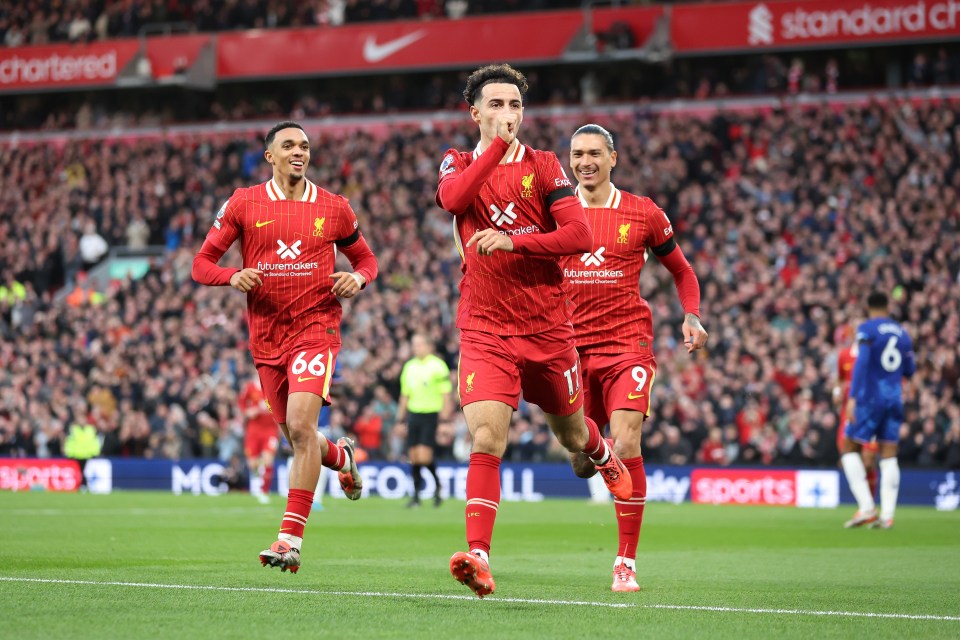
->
[[845, 404, 903, 444]]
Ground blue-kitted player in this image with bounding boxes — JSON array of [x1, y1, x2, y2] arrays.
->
[[840, 291, 916, 529]]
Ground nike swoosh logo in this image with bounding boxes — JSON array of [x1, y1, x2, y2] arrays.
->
[[255, 220, 275, 228], [628, 393, 645, 400], [297, 376, 317, 382], [619, 512, 637, 517], [362, 31, 426, 63], [569, 390, 581, 404]]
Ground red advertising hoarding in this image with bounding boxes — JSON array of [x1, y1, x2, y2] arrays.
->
[[0, 1, 955, 93], [216, 7, 662, 79], [691, 468, 797, 505], [691, 468, 841, 507], [0, 458, 82, 492], [0, 40, 139, 91], [672, 0, 960, 53]]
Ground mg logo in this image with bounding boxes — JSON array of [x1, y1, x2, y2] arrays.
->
[[580, 246, 606, 268], [748, 3, 774, 45], [490, 202, 518, 227], [276, 239, 302, 260]]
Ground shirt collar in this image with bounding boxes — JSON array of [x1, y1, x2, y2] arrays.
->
[[575, 183, 620, 209], [266, 178, 317, 202]]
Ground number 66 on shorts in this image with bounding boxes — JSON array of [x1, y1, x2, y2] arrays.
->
[[288, 347, 336, 396], [255, 343, 339, 425]]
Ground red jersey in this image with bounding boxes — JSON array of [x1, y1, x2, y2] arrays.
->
[[199, 179, 365, 363], [238, 381, 275, 434], [564, 185, 676, 354], [437, 141, 578, 335]]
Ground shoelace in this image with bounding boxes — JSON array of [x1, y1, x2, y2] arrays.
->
[[614, 565, 633, 583], [598, 461, 621, 481]]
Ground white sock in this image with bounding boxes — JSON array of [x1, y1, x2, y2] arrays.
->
[[588, 439, 611, 465], [470, 548, 489, 565], [278, 533, 302, 550], [339, 446, 352, 471], [841, 452, 876, 513], [879, 457, 900, 522], [614, 556, 636, 571]]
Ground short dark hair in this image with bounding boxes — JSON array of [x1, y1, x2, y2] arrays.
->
[[264, 121, 305, 149], [867, 291, 889, 310], [572, 124, 615, 152], [463, 63, 529, 106]]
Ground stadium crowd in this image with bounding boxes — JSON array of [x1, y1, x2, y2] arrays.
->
[[0, 0, 578, 46], [0, 98, 959, 470]]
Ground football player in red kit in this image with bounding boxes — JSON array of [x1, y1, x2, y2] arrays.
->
[[436, 65, 632, 598], [239, 376, 279, 504], [564, 124, 708, 592], [192, 121, 378, 573]]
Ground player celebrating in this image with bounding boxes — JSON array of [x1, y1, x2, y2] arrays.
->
[[192, 121, 378, 573], [841, 291, 915, 529], [239, 375, 279, 504], [833, 329, 878, 498], [563, 124, 707, 592], [437, 64, 632, 599]]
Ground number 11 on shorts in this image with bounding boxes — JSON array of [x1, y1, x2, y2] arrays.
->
[[563, 361, 581, 403]]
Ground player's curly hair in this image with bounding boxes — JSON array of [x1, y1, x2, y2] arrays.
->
[[463, 63, 529, 106]]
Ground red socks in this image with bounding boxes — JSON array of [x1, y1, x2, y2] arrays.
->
[[261, 462, 274, 496], [321, 437, 345, 470], [582, 417, 608, 463], [465, 452, 501, 555], [615, 456, 647, 560], [280, 488, 314, 540]]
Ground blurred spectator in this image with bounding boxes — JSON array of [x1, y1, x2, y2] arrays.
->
[[697, 426, 728, 465], [352, 405, 384, 457], [660, 426, 692, 465], [79, 221, 109, 270]]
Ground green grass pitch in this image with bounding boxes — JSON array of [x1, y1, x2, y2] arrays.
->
[[1, 491, 958, 639]]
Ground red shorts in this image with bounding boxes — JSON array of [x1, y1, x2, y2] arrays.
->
[[255, 341, 340, 425], [458, 326, 583, 417], [244, 426, 279, 459], [580, 352, 657, 429]]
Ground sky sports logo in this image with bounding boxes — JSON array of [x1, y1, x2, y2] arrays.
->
[[691, 469, 839, 508]]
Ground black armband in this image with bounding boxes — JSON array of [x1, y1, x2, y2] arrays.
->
[[651, 237, 677, 257], [545, 186, 575, 208], [335, 229, 361, 248]]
